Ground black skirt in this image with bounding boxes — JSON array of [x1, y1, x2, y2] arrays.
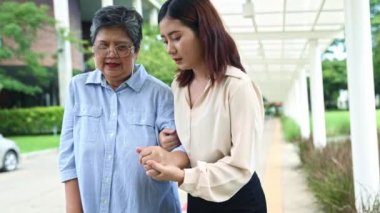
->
[[187, 172, 267, 213]]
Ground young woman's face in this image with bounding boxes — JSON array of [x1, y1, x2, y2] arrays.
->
[[159, 17, 204, 71], [93, 26, 137, 89]]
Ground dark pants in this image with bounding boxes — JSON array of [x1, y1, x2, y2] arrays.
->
[[187, 173, 267, 213]]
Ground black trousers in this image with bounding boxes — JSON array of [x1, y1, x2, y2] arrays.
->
[[187, 173, 267, 213]]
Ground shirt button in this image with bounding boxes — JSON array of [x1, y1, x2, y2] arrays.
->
[[110, 132, 114, 137], [112, 112, 117, 117], [107, 155, 112, 160], [102, 199, 107, 204]]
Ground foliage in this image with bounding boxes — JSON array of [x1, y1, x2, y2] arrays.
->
[[299, 139, 356, 212], [371, 0, 380, 95], [137, 25, 176, 85], [299, 138, 380, 212], [322, 60, 347, 109], [0, 1, 55, 95], [0, 106, 63, 136], [321, 0, 380, 106], [8, 135, 60, 153], [280, 116, 301, 142]]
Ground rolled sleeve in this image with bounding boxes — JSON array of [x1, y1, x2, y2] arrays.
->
[[58, 80, 77, 183], [155, 86, 176, 131]]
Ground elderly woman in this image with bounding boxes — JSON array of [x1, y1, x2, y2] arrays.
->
[[58, 5, 187, 213]]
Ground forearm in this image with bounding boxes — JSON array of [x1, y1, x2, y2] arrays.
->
[[167, 151, 189, 169], [64, 179, 83, 213]]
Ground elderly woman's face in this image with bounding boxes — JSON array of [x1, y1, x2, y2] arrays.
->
[[93, 26, 137, 89]]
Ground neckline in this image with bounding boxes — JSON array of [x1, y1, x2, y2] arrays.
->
[[186, 79, 211, 109]]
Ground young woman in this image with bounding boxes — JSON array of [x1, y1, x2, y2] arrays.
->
[[138, 0, 267, 212]]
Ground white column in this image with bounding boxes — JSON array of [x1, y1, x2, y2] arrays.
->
[[290, 88, 296, 120], [149, 8, 158, 26], [344, 0, 380, 210], [292, 80, 301, 125], [299, 70, 311, 139], [133, 0, 143, 15], [309, 40, 326, 148], [53, 0, 73, 106], [102, 0, 113, 7]]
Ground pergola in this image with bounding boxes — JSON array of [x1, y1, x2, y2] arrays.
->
[[211, 0, 379, 211], [53, 0, 379, 211]]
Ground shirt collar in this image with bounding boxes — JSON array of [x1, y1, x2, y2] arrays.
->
[[84, 64, 148, 92], [85, 69, 103, 85], [125, 64, 148, 92], [225, 66, 243, 79]]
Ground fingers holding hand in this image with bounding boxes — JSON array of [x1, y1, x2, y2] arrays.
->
[[137, 146, 169, 165], [145, 160, 184, 183]]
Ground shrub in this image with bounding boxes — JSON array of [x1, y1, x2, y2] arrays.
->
[[299, 140, 355, 212], [299, 138, 380, 212], [0, 106, 63, 136]]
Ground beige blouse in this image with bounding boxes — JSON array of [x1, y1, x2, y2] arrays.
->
[[172, 66, 264, 202]]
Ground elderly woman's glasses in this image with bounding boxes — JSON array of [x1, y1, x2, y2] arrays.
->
[[93, 44, 134, 57]]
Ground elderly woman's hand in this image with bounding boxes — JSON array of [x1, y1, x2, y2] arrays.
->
[[136, 146, 170, 166], [159, 129, 180, 151]]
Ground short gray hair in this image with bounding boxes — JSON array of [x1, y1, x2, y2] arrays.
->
[[90, 5, 143, 52]]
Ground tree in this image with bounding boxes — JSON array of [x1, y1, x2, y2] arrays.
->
[[0, 1, 55, 95], [371, 0, 380, 95], [322, 60, 347, 109], [137, 25, 176, 85], [321, 0, 380, 108]]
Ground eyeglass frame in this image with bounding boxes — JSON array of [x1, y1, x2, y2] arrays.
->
[[92, 43, 135, 58]]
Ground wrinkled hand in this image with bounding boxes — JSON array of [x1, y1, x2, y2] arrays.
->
[[136, 146, 170, 166], [159, 129, 180, 151], [145, 160, 184, 184]]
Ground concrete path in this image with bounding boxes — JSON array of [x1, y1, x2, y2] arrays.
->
[[0, 118, 321, 213], [0, 149, 64, 213], [261, 118, 322, 213]]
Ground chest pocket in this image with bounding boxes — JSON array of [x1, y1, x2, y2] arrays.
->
[[75, 106, 102, 142], [126, 112, 155, 127], [125, 112, 157, 147]]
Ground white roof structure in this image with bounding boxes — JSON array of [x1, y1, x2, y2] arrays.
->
[[210, 0, 345, 102]]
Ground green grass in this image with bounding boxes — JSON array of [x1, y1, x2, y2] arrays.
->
[[281, 116, 301, 142], [282, 110, 380, 139], [8, 135, 60, 153], [324, 110, 380, 136], [325, 110, 351, 136]]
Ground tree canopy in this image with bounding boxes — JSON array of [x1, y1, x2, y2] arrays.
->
[[0, 1, 55, 95], [321, 0, 380, 109]]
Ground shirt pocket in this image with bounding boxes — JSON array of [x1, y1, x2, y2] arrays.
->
[[125, 112, 157, 147], [75, 105, 102, 142]]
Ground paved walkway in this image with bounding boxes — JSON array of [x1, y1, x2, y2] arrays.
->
[[261, 118, 322, 213], [0, 150, 64, 213], [0, 118, 321, 212]]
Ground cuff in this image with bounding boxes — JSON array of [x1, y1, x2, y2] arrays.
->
[[60, 169, 78, 182]]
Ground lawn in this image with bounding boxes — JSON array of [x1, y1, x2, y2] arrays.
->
[[8, 135, 60, 153], [324, 109, 380, 136]]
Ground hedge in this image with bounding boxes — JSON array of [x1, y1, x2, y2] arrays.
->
[[0, 106, 64, 136]]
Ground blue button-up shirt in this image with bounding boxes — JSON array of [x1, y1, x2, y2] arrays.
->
[[59, 64, 181, 213]]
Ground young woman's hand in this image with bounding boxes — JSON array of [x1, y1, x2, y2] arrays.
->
[[145, 160, 185, 185]]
